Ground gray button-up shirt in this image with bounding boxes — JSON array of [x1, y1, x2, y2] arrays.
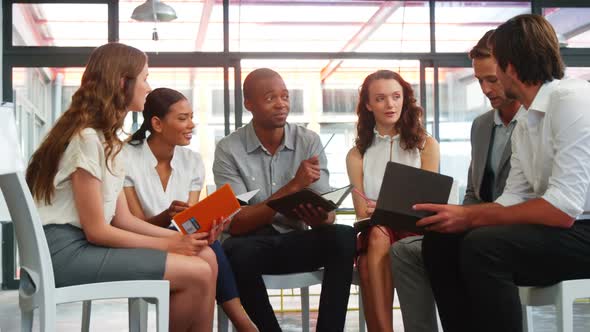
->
[[213, 121, 330, 233], [488, 109, 521, 178]]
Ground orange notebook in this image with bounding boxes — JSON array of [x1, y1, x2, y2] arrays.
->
[[171, 184, 241, 234]]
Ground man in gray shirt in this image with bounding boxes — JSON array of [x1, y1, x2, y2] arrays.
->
[[213, 68, 356, 332], [389, 30, 521, 332]]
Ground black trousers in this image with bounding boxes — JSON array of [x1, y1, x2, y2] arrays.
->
[[222, 224, 357, 332], [421, 222, 590, 332]]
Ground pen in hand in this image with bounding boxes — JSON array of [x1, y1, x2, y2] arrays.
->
[[353, 187, 376, 216], [317, 133, 336, 157], [353, 187, 371, 202]]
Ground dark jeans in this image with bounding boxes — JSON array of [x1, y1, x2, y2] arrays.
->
[[422, 222, 590, 332], [210, 240, 240, 304], [168, 224, 240, 304], [222, 224, 356, 332]]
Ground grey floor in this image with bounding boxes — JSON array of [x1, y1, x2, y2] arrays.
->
[[1, 286, 590, 331]]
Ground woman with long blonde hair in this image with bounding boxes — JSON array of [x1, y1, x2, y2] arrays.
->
[[26, 42, 218, 332], [346, 70, 440, 331]]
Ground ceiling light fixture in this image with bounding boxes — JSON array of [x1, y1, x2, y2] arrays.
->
[[131, 0, 177, 44], [131, 0, 177, 22]]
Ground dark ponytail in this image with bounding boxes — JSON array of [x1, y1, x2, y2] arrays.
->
[[129, 121, 150, 144], [128, 87, 188, 145]]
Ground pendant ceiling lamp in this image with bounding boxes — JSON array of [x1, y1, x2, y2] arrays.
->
[[131, 0, 177, 22]]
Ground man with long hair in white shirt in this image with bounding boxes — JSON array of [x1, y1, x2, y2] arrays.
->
[[415, 14, 590, 332]]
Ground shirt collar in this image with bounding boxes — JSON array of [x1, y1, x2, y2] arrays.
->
[[528, 80, 560, 114], [245, 121, 295, 154], [493, 107, 525, 126], [142, 139, 180, 170], [373, 127, 400, 140]]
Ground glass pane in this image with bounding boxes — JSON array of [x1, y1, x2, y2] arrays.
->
[[544, 8, 590, 48], [12, 68, 51, 160], [435, 1, 530, 52], [437, 67, 487, 203], [15, 67, 229, 191], [425, 67, 435, 135], [231, 0, 430, 52], [240, 59, 421, 211], [120, 0, 223, 52], [566, 67, 590, 80], [12, 3, 108, 46]]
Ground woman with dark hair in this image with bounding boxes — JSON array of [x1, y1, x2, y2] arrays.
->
[[27, 43, 217, 332], [124, 88, 257, 332], [346, 70, 440, 331]]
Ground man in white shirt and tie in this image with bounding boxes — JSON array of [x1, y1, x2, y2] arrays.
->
[[416, 14, 590, 332]]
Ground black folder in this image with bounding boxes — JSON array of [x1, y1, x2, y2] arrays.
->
[[267, 185, 353, 219], [355, 162, 453, 233]]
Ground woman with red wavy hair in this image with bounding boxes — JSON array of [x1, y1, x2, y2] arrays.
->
[[346, 70, 440, 332]]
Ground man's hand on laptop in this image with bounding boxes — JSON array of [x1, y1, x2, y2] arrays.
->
[[414, 203, 473, 233], [293, 203, 328, 228], [290, 156, 321, 190]]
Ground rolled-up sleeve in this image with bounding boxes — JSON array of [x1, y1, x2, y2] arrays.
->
[[541, 87, 590, 217]]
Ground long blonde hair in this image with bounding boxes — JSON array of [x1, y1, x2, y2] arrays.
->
[[26, 43, 147, 204]]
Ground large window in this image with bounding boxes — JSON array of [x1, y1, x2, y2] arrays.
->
[[436, 67, 484, 203], [544, 8, 590, 48], [4, 0, 590, 291], [12, 3, 109, 47], [435, 1, 530, 52], [230, 0, 430, 53]]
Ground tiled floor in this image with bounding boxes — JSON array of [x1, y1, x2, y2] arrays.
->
[[1, 286, 590, 331]]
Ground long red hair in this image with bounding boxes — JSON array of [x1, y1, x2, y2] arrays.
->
[[354, 70, 426, 155]]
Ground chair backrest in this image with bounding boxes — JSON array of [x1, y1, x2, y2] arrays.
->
[[0, 172, 55, 304], [0, 108, 55, 307]]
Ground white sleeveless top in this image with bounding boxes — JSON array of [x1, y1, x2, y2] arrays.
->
[[362, 130, 421, 201]]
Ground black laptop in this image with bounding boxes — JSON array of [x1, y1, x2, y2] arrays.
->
[[355, 161, 454, 233]]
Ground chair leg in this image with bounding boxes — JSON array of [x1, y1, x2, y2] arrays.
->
[[301, 287, 310, 332], [81, 300, 91, 332], [217, 305, 230, 332], [358, 287, 366, 332], [20, 309, 34, 332], [521, 304, 533, 332], [39, 304, 57, 332], [556, 295, 574, 332], [156, 295, 169, 332], [129, 298, 148, 332]]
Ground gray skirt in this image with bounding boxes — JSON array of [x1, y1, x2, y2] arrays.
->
[[44, 224, 167, 288]]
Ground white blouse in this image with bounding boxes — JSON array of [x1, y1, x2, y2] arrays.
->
[[123, 141, 205, 219], [37, 128, 125, 228], [363, 130, 421, 201]]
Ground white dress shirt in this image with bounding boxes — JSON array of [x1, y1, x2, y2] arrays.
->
[[123, 141, 205, 219], [496, 79, 590, 219], [37, 128, 125, 228]]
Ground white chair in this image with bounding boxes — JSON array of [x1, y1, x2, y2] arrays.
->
[[519, 280, 590, 332], [0, 171, 171, 332], [217, 270, 323, 332], [0, 110, 170, 332], [217, 269, 366, 332]]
